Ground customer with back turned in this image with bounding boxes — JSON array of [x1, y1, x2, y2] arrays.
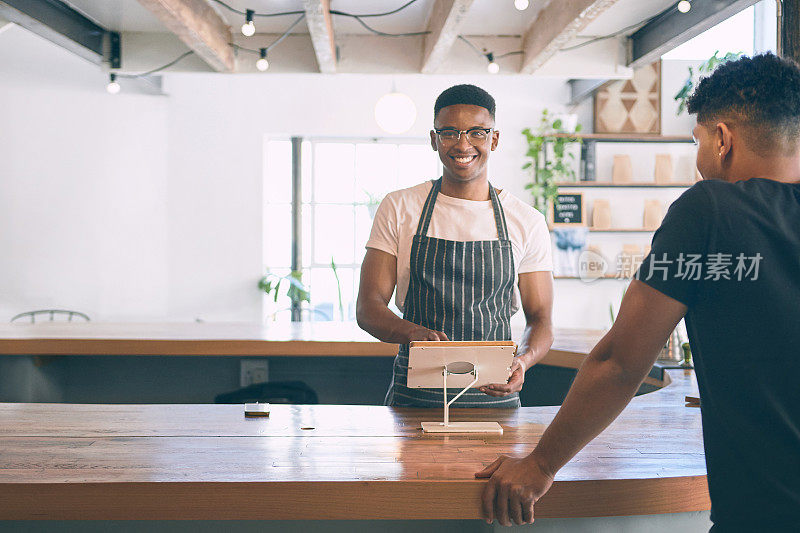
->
[[475, 53, 800, 531]]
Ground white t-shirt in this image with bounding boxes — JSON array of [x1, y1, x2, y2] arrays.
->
[[365, 180, 553, 314]]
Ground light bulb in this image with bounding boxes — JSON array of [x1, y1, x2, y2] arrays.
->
[[486, 53, 499, 74], [514, 0, 529, 10], [374, 92, 417, 134], [677, 0, 691, 13], [241, 9, 255, 36], [256, 48, 269, 71], [106, 73, 120, 94]]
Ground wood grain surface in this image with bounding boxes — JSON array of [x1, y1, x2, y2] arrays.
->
[[0, 358, 708, 520]]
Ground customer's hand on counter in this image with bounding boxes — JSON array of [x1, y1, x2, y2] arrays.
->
[[480, 358, 525, 396], [475, 454, 554, 526]]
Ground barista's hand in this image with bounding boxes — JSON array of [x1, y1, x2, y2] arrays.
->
[[480, 358, 525, 397], [405, 324, 449, 342]]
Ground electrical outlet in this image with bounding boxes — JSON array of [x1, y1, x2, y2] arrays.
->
[[240, 359, 269, 387]]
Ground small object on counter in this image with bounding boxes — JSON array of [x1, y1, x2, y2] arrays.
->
[[612, 155, 633, 183], [681, 342, 693, 368], [244, 403, 271, 417]]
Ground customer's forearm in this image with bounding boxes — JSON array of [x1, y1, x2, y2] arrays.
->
[[529, 346, 651, 478]]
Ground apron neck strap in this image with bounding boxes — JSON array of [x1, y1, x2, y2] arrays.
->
[[415, 178, 509, 240]]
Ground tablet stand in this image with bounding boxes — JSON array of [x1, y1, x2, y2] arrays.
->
[[420, 361, 504, 434]]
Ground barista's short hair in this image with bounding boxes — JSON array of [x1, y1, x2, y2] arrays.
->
[[434, 84, 496, 119]]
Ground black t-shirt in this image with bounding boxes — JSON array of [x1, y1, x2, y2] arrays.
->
[[637, 178, 800, 531]]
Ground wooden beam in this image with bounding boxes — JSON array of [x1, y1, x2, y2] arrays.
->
[[302, 0, 336, 73], [136, 0, 234, 73], [521, 0, 620, 75], [421, 0, 474, 74]]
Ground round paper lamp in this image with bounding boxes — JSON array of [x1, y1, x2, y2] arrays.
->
[[374, 92, 417, 134]]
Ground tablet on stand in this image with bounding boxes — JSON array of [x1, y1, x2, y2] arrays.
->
[[407, 341, 516, 434]]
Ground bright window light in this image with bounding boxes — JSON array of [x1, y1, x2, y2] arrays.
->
[[662, 6, 754, 60]]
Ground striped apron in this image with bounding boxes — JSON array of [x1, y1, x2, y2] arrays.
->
[[385, 178, 520, 408]]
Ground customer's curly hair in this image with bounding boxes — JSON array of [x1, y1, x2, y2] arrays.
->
[[687, 53, 800, 154]]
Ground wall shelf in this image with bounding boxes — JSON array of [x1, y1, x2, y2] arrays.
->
[[555, 181, 696, 188], [552, 133, 695, 143], [554, 275, 631, 280], [550, 228, 655, 233]]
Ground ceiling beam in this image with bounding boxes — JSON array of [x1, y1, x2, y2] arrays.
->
[[521, 0, 620, 75], [136, 0, 234, 72], [568, 78, 608, 106], [302, 0, 336, 74], [0, 0, 120, 67], [629, 0, 759, 68], [421, 0, 474, 74]]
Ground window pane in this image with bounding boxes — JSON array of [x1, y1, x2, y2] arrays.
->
[[302, 204, 313, 268], [302, 140, 313, 203], [314, 204, 355, 264], [310, 267, 355, 321], [314, 143, 355, 203], [263, 204, 291, 268], [264, 140, 292, 204], [355, 143, 398, 203], [398, 144, 440, 189], [355, 204, 373, 260]]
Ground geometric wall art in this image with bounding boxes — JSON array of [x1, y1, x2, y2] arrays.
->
[[595, 61, 661, 134]]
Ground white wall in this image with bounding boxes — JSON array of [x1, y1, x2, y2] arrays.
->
[[0, 25, 170, 322], [0, 25, 572, 323]]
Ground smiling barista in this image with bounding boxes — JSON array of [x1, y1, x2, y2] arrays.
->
[[356, 84, 554, 407]]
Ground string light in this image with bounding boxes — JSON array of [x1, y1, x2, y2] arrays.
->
[[486, 53, 500, 74], [256, 48, 269, 71], [514, 0, 529, 10], [241, 9, 256, 36], [106, 73, 120, 94], [677, 1, 691, 13]]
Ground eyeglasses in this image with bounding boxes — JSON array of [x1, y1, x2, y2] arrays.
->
[[434, 128, 494, 145]]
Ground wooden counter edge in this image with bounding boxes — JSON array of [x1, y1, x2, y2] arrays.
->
[[0, 339, 399, 357], [0, 477, 710, 520]]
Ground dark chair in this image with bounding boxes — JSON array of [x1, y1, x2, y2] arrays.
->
[[214, 380, 319, 404], [11, 309, 90, 323]]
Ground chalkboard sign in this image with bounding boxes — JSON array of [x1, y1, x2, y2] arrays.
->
[[550, 193, 585, 226]]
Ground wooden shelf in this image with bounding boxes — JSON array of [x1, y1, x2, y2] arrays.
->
[[555, 181, 696, 188], [552, 133, 695, 143], [554, 274, 630, 280], [549, 228, 654, 233]]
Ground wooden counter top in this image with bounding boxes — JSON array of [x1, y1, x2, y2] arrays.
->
[[0, 326, 708, 520], [0, 322, 602, 359]]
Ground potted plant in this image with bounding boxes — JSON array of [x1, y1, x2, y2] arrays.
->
[[523, 109, 582, 215], [258, 270, 310, 321], [674, 51, 743, 115]]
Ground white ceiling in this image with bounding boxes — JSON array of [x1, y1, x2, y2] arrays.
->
[[63, 0, 673, 38]]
